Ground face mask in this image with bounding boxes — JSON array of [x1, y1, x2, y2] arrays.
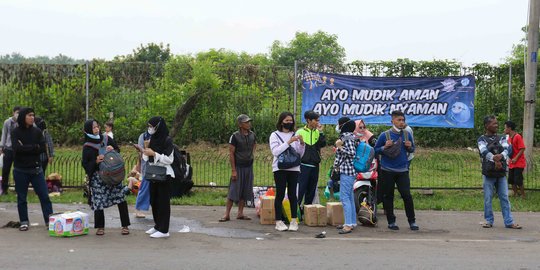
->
[[148, 127, 156, 135], [13, 113, 19, 120], [335, 125, 341, 133], [86, 133, 100, 140], [392, 125, 402, 132], [282, 123, 294, 130]]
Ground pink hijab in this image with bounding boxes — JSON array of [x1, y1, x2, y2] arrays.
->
[[354, 119, 373, 142]]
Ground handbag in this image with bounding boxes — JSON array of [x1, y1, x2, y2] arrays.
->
[[330, 166, 341, 182], [145, 165, 168, 182], [274, 132, 301, 169]]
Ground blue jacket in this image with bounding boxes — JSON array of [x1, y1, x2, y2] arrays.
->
[[374, 129, 415, 172]]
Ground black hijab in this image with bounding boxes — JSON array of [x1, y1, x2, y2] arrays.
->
[[340, 120, 356, 134], [83, 119, 102, 144], [35, 117, 46, 131], [148, 116, 172, 155]]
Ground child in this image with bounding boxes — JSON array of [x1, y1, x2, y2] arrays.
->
[[124, 170, 141, 196], [103, 121, 114, 139]]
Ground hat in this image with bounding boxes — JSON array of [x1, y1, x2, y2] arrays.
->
[[237, 114, 252, 123]]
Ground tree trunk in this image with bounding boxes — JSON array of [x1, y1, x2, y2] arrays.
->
[[169, 90, 205, 139]]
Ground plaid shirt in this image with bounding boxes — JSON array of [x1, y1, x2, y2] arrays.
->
[[333, 133, 358, 176]]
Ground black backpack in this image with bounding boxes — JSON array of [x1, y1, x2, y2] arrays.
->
[[171, 143, 187, 180], [479, 135, 506, 178]]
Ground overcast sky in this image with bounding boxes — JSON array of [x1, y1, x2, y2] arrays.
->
[[0, 0, 529, 66]]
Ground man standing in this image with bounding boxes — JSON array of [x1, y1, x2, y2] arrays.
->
[[374, 110, 418, 231], [478, 115, 521, 229], [296, 110, 326, 216], [220, 114, 256, 222], [504, 120, 526, 198], [12, 107, 53, 231], [0, 106, 20, 195]]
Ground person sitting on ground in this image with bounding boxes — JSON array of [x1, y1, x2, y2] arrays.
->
[[124, 169, 141, 196]]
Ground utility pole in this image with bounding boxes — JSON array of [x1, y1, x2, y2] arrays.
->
[[523, 0, 540, 172]]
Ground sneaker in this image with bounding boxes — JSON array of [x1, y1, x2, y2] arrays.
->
[[388, 223, 400, 230], [409, 222, 419, 231], [288, 219, 298, 231], [145, 228, 157, 235], [150, 231, 170, 238], [275, 220, 288, 231]]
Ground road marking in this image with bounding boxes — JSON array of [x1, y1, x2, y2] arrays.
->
[[289, 237, 531, 243]]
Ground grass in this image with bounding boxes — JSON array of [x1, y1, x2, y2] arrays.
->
[[1, 187, 539, 212]]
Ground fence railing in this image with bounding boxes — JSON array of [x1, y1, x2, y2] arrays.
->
[[4, 152, 538, 190]]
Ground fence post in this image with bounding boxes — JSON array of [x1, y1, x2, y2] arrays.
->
[[293, 60, 298, 120], [85, 61, 89, 121]]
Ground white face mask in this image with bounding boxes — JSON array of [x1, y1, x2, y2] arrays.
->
[[148, 127, 156, 135], [392, 125, 402, 132], [335, 125, 341, 133]]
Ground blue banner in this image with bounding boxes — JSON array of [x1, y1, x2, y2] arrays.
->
[[301, 71, 475, 128]]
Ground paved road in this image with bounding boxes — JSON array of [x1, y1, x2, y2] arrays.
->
[[1, 203, 539, 270]]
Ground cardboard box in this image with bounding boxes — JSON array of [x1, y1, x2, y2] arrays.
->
[[326, 202, 344, 226], [260, 196, 275, 225], [304, 204, 327, 227], [49, 211, 89, 237]]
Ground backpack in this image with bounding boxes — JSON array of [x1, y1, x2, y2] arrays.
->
[[170, 142, 187, 180], [84, 136, 125, 186], [479, 135, 506, 178], [353, 141, 375, 173]]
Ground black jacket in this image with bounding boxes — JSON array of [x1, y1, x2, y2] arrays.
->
[[11, 109, 45, 170]]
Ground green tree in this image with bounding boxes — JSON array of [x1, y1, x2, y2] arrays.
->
[[116, 42, 171, 63], [270, 30, 346, 71]]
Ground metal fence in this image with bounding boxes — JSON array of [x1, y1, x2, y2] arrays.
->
[[3, 151, 537, 190]]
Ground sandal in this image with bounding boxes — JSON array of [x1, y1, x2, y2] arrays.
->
[[338, 226, 353, 234], [96, 228, 105, 235], [19, 224, 29, 231], [218, 217, 230, 222], [121, 227, 130, 235], [236, 216, 251, 220], [482, 223, 493, 228], [505, 224, 522, 229], [135, 213, 146, 218]]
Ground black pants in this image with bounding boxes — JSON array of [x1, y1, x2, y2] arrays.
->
[[150, 178, 171, 233], [94, 201, 130, 228], [380, 169, 415, 224], [41, 160, 49, 176], [273, 170, 298, 221], [1, 149, 14, 192], [297, 164, 319, 207]]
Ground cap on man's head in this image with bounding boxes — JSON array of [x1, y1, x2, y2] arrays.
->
[[237, 114, 252, 123]]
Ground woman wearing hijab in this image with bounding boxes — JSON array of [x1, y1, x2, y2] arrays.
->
[[81, 119, 130, 236], [354, 119, 377, 147], [142, 116, 174, 238], [34, 117, 54, 175], [333, 120, 359, 234], [12, 107, 53, 231]]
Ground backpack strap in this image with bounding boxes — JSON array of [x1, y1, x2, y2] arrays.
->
[[385, 130, 391, 141], [274, 132, 284, 143], [403, 130, 409, 142]]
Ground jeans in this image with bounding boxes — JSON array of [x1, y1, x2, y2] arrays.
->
[[483, 175, 514, 226], [340, 174, 356, 227], [135, 178, 150, 211], [297, 164, 319, 207], [1, 149, 14, 193], [13, 168, 53, 224]]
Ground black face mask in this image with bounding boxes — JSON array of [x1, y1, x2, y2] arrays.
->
[[282, 123, 294, 130]]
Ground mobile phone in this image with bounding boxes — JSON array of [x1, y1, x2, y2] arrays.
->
[[132, 143, 143, 152]]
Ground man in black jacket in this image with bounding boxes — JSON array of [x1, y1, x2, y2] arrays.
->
[[11, 107, 53, 231]]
